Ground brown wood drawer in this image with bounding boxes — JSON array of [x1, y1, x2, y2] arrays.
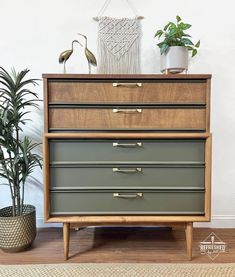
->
[[48, 81, 207, 104], [49, 107, 206, 131]]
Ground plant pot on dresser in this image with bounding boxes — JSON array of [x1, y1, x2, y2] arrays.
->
[[43, 74, 212, 260], [160, 46, 189, 74]]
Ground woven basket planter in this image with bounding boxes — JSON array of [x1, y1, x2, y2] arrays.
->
[[0, 205, 36, 252]]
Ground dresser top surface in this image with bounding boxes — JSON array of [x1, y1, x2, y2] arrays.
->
[[42, 74, 212, 80]]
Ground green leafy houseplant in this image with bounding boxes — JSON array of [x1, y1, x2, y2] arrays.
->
[[154, 15, 200, 57], [0, 67, 42, 217]]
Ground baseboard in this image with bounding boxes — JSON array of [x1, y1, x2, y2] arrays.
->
[[37, 217, 62, 228], [37, 215, 235, 228], [194, 215, 235, 228]]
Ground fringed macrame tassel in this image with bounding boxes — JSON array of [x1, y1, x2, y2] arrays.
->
[[97, 37, 140, 74]]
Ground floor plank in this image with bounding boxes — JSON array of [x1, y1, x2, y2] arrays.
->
[[0, 227, 233, 264]]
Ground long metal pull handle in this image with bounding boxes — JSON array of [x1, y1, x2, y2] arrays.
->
[[113, 142, 142, 147], [113, 168, 142, 173], [113, 193, 143, 199], [113, 83, 142, 87], [113, 108, 142, 113]]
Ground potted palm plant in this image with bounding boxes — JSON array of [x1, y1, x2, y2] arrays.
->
[[154, 15, 200, 73], [0, 67, 42, 252]]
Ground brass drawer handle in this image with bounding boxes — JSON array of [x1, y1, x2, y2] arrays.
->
[[113, 168, 142, 173], [113, 83, 142, 87], [113, 108, 142, 113], [113, 142, 142, 148], [113, 193, 143, 199]]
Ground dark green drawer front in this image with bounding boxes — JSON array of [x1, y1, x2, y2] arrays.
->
[[50, 190, 205, 215], [49, 139, 205, 163], [50, 166, 204, 189]]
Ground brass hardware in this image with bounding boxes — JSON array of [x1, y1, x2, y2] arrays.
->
[[113, 108, 142, 113], [113, 83, 142, 87], [113, 193, 143, 199], [113, 168, 142, 173], [113, 142, 142, 147]]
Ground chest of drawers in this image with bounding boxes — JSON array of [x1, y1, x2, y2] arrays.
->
[[43, 74, 212, 260]]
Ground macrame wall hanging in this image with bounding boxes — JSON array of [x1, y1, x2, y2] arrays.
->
[[93, 0, 143, 74]]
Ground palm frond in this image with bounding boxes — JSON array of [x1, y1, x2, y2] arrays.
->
[[0, 67, 41, 216]]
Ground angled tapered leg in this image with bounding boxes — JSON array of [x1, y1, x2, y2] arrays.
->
[[63, 223, 70, 260], [185, 222, 193, 260]]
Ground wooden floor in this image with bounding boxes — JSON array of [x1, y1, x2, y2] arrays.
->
[[0, 227, 234, 264]]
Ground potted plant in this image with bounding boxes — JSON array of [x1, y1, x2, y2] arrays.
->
[[154, 15, 200, 73], [0, 67, 42, 252]]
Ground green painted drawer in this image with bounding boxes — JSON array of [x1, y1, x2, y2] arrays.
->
[[50, 166, 204, 189], [50, 190, 205, 215], [49, 139, 205, 163]]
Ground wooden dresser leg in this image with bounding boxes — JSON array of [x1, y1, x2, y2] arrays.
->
[[63, 223, 70, 260], [185, 222, 193, 260]]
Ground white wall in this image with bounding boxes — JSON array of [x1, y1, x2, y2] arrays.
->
[[0, 0, 234, 228]]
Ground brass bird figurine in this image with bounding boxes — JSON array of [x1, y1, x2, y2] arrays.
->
[[59, 40, 82, 73], [77, 33, 97, 74]]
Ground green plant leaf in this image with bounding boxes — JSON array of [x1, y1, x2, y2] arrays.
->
[[157, 42, 164, 48], [182, 33, 191, 37], [163, 22, 172, 31], [0, 174, 9, 180], [160, 43, 169, 55], [183, 23, 192, 30], [179, 22, 192, 30], [181, 38, 194, 46], [154, 30, 164, 38], [186, 46, 194, 51], [195, 40, 200, 48], [168, 22, 177, 31], [176, 15, 181, 22], [192, 49, 197, 57], [168, 29, 177, 37]]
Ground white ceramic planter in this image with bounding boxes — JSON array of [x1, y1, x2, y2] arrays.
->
[[160, 46, 188, 74]]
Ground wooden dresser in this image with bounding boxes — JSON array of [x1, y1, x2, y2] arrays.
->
[[43, 74, 212, 260]]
